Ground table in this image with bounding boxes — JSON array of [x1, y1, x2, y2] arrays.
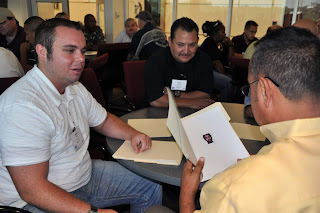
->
[[106, 106, 269, 186]]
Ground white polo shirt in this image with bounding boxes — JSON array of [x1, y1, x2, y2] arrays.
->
[[0, 65, 107, 208]]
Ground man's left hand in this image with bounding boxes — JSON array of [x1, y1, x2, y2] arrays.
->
[[130, 132, 152, 153], [180, 158, 205, 213]]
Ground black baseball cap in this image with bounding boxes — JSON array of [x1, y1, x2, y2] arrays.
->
[[135, 11, 152, 22]]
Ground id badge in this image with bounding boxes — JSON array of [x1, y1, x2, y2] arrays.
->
[[70, 127, 85, 152], [171, 79, 187, 91]]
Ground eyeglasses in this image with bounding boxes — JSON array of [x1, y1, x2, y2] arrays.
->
[[240, 76, 280, 96]]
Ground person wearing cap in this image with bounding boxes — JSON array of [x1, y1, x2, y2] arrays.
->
[[127, 10, 167, 60], [0, 7, 26, 60], [114, 18, 138, 43]]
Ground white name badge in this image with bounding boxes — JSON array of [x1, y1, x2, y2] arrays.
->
[[171, 79, 187, 91], [70, 127, 85, 152]]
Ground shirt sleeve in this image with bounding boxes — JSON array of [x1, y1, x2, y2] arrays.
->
[[96, 27, 106, 44], [129, 30, 141, 55], [0, 103, 53, 166], [76, 83, 107, 128], [144, 55, 166, 103], [196, 53, 214, 95]]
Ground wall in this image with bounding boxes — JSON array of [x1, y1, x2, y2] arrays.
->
[[8, 0, 28, 25]]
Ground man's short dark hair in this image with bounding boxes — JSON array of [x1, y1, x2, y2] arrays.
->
[[35, 18, 82, 60], [245, 20, 258, 29], [250, 27, 320, 103], [170, 17, 199, 41], [84, 14, 95, 22], [24, 16, 44, 32]]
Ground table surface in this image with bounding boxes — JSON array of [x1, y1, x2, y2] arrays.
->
[[105, 105, 269, 186]]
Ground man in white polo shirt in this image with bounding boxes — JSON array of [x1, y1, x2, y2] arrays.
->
[[0, 18, 162, 213]]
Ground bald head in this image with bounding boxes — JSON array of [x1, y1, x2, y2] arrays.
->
[[293, 19, 318, 36]]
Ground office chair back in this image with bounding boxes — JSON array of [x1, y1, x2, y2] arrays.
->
[[0, 77, 21, 95], [97, 43, 131, 88], [123, 60, 147, 110]]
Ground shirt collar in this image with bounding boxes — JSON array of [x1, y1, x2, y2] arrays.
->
[[260, 117, 320, 143], [31, 65, 76, 106]]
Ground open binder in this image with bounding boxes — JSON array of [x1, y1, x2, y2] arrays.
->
[[166, 88, 249, 181]]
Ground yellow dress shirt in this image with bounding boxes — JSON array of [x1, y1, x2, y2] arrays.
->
[[196, 117, 320, 213]]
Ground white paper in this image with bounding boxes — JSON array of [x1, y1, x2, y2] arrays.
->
[[128, 118, 172, 137], [166, 88, 197, 165], [181, 106, 250, 181], [166, 87, 250, 182], [112, 140, 183, 165]]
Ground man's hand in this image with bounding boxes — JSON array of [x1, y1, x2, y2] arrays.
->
[[180, 158, 205, 213], [130, 132, 152, 153], [187, 98, 215, 109]]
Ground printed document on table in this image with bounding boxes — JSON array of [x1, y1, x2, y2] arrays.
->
[[112, 140, 183, 165], [128, 118, 172, 137], [166, 87, 250, 181]]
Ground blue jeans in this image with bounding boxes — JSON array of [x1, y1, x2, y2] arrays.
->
[[213, 71, 232, 102], [23, 160, 162, 213]]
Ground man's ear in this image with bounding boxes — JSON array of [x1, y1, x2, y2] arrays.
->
[[35, 44, 47, 61], [258, 76, 273, 109], [168, 36, 172, 47]]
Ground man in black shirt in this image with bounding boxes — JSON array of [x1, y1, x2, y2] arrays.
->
[[144, 17, 215, 109], [232, 20, 258, 56]]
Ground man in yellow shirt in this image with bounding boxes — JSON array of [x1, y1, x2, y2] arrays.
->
[[180, 27, 320, 213]]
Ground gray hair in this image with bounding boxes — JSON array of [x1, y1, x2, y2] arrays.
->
[[250, 26, 320, 103]]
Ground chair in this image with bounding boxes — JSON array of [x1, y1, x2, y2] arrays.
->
[[97, 43, 131, 91], [229, 56, 250, 103], [79, 67, 114, 161], [87, 52, 109, 82], [122, 60, 147, 110], [0, 77, 20, 95], [0, 206, 30, 212]]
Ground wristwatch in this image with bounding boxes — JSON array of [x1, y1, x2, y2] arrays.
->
[[88, 205, 98, 213], [174, 90, 181, 98]]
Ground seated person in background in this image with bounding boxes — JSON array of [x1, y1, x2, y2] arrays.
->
[[180, 27, 320, 213], [232, 20, 258, 56], [20, 16, 44, 72], [55, 12, 70, 20], [243, 24, 282, 59], [293, 18, 319, 37], [127, 11, 167, 60], [144, 17, 215, 109], [114, 18, 138, 43], [242, 24, 282, 118], [0, 7, 25, 60], [200, 20, 233, 102], [0, 18, 162, 213], [0, 47, 24, 77], [82, 14, 105, 51]]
